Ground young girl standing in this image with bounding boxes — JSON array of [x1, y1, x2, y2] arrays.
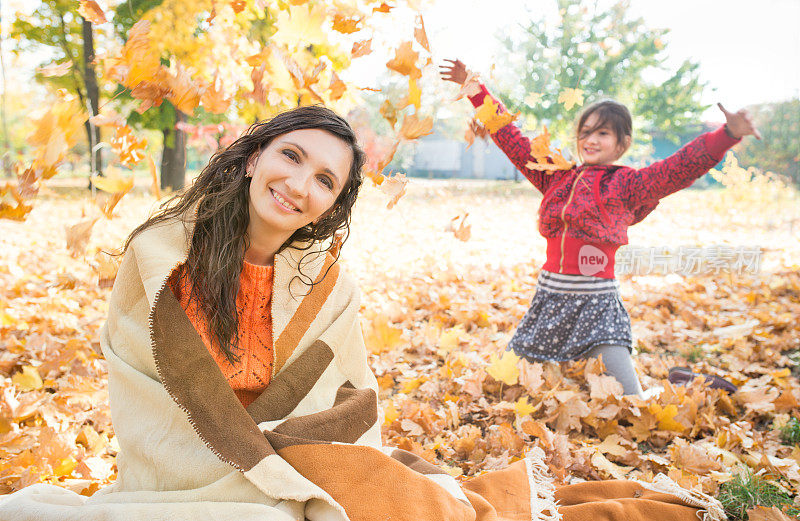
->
[[441, 59, 760, 396]]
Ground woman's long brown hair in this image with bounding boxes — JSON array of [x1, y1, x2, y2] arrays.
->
[[122, 105, 366, 364]]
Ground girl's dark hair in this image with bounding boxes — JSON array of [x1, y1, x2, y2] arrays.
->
[[122, 105, 365, 364], [575, 99, 632, 160]]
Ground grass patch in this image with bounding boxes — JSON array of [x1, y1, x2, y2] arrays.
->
[[780, 417, 800, 446], [717, 469, 795, 520]]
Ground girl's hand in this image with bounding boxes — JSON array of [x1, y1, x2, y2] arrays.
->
[[439, 59, 468, 85], [718, 103, 762, 140]]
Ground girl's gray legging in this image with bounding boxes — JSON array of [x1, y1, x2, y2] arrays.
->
[[580, 344, 643, 396]]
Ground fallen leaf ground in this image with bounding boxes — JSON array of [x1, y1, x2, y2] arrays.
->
[[1, 178, 798, 511]]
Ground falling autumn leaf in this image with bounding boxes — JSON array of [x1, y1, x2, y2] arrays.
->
[[328, 70, 346, 101], [378, 173, 408, 209], [332, 14, 361, 34], [524, 92, 543, 107], [351, 39, 373, 58], [447, 213, 471, 242], [372, 2, 393, 13], [558, 87, 585, 110], [78, 1, 107, 24], [386, 41, 421, 80], [37, 61, 72, 77], [475, 98, 518, 134], [399, 113, 433, 140], [65, 218, 99, 258], [414, 15, 430, 52]]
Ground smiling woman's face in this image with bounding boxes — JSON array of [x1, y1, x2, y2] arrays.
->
[[246, 128, 353, 245]]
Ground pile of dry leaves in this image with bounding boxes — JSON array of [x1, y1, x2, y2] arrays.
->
[[0, 181, 797, 517]]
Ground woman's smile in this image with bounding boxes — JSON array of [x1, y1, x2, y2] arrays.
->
[[269, 188, 301, 213]]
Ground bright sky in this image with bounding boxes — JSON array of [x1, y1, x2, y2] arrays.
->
[[349, 0, 800, 122]]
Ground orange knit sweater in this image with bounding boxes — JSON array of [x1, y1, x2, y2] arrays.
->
[[169, 261, 274, 408]]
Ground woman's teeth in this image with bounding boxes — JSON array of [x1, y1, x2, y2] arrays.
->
[[272, 190, 299, 212]]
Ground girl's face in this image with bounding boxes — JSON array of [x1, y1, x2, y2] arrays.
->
[[577, 112, 629, 165], [247, 128, 353, 242]]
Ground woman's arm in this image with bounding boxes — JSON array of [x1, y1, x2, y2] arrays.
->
[[440, 59, 559, 195]]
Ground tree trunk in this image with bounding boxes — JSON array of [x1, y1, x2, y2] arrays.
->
[[82, 18, 102, 179], [160, 109, 187, 191]]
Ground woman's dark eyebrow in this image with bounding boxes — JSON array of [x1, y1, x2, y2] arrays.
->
[[280, 140, 342, 186]]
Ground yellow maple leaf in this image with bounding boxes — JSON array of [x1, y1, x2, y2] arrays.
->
[[383, 403, 400, 424], [524, 92, 543, 107], [364, 317, 404, 354], [53, 456, 78, 477], [438, 325, 465, 354], [487, 350, 520, 385], [386, 41, 421, 79], [515, 396, 536, 417], [12, 366, 43, 391], [558, 88, 585, 110], [649, 403, 687, 432], [475, 98, 517, 134], [399, 114, 433, 140]]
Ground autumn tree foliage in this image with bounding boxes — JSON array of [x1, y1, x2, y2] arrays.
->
[[2, 0, 436, 218], [496, 0, 707, 149]]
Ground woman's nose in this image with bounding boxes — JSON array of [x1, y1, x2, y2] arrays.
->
[[284, 170, 312, 197]]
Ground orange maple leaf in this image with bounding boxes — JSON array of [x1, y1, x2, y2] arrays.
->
[[165, 63, 202, 115], [399, 114, 433, 140], [386, 42, 421, 79], [351, 39, 372, 58], [201, 77, 231, 115], [332, 14, 361, 34], [372, 2, 393, 13], [230, 0, 246, 13], [379, 99, 399, 129], [328, 70, 346, 101], [78, 1, 107, 24]]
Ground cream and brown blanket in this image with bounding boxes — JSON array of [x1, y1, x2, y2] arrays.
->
[[0, 218, 725, 521]]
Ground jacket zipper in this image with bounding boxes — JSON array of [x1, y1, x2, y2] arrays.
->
[[559, 168, 588, 272]]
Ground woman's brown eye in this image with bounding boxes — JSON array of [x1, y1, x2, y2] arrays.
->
[[282, 149, 299, 162], [318, 175, 333, 189]]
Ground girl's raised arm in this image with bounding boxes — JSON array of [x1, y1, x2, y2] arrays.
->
[[616, 104, 759, 209], [440, 59, 561, 195]]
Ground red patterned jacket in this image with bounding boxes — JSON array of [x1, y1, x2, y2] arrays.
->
[[468, 84, 740, 279]]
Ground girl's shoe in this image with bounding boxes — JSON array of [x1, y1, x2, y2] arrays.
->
[[667, 367, 737, 394]]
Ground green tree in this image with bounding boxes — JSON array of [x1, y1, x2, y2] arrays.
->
[[11, 0, 103, 179], [735, 99, 800, 188], [495, 0, 707, 157]]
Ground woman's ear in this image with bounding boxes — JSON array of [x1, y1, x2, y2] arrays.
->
[[245, 150, 260, 177]]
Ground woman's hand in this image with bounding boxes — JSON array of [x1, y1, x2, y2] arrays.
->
[[718, 103, 762, 140], [439, 59, 468, 85]]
